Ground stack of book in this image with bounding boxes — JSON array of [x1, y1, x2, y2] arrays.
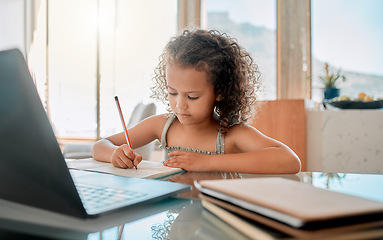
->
[[197, 177, 383, 239]]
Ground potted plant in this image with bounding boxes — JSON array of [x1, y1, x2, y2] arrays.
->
[[320, 62, 346, 100]]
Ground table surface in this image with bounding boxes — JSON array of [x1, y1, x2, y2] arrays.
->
[[0, 171, 382, 240]]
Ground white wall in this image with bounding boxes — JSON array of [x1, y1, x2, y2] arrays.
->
[[0, 0, 25, 54]]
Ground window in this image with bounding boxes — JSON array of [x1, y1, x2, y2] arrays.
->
[[0, 0, 25, 53], [11, 0, 382, 142], [49, 0, 97, 138], [311, 0, 383, 101], [205, 0, 277, 100], [28, 0, 177, 139]]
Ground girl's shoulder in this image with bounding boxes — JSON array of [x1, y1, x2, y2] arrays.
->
[[226, 122, 262, 137], [224, 122, 269, 153], [142, 113, 172, 125], [135, 113, 173, 140]]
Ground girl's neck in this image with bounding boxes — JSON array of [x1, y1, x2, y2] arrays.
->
[[175, 115, 219, 133]]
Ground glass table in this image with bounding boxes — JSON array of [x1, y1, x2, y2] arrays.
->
[[0, 171, 382, 239]]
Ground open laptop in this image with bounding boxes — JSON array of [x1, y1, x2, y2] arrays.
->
[[0, 49, 190, 219]]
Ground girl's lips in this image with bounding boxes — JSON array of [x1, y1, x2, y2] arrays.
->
[[177, 113, 190, 118]]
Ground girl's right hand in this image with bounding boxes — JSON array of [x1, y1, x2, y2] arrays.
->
[[110, 144, 142, 169]]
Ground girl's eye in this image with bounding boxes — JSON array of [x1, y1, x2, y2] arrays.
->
[[169, 92, 177, 96], [188, 96, 199, 100]]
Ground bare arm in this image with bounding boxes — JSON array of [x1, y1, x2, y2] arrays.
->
[[91, 114, 167, 168], [208, 147, 300, 174], [164, 124, 301, 174], [91, 138, 121, 163]]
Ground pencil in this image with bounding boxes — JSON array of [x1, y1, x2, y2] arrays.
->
[[114, 96, 137, 170]]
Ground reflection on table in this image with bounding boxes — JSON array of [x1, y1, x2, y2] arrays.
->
[[165, 171, 301, 198], [1, 171, 382, 239]]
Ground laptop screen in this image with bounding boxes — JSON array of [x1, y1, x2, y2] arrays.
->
[[0, 49, 87, 218]]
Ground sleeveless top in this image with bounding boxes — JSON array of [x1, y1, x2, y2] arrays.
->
[[160, 114, 225, 163]]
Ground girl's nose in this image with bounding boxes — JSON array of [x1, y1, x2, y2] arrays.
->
[[176, 97, 187, 110]]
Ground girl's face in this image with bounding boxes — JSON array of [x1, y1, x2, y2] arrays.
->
[[166, 63, 217, 126]]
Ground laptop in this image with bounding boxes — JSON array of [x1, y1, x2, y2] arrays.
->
[[0, 48, 191, 219]]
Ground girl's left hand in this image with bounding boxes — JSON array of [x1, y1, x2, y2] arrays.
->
[[164, 150, 211, 171]]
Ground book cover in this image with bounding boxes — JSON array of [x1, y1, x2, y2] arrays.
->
[[201, 198, 383, 240], [198, 177, 383, 238]]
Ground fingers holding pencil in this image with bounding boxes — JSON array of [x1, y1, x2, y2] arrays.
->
[[111, 145, 142, 169], [122, 146, 142, 169]]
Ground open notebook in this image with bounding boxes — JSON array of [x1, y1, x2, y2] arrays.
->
[[66, 158, 184, 179]]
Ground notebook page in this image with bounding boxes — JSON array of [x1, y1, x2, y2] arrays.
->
[[66, 158, 183, 179]]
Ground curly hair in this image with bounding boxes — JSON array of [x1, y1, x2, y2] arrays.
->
[[151, 29, 261, 128]]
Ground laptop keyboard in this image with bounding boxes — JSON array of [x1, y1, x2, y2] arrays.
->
[[75, 183, 148, 211]]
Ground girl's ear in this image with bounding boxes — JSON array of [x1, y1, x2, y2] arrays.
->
[[216, 95, 222, 101]]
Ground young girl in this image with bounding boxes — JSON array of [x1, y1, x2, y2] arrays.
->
[[92, 29, 301, 174]]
